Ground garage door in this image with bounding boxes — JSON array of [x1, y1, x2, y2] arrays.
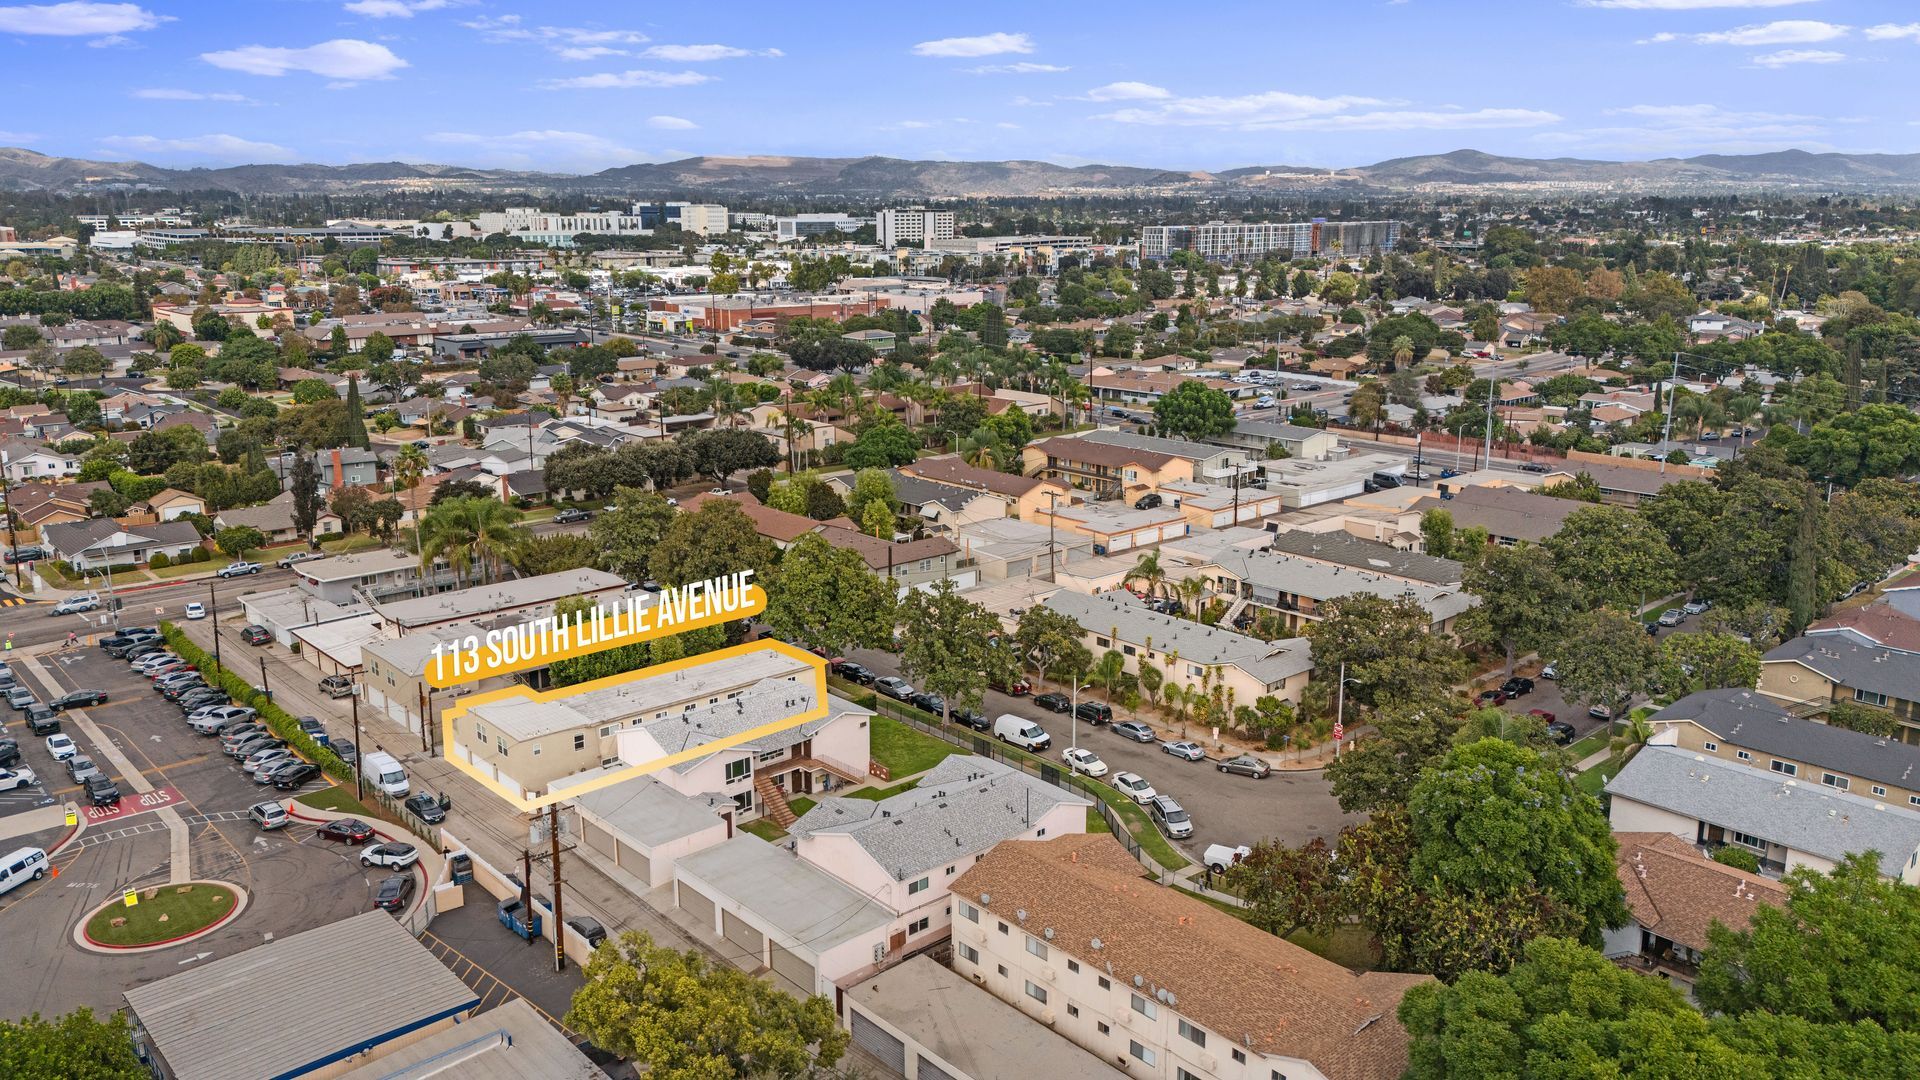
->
[[677, 882, 715, 929], [769, 940, 816, 998], [582, 819, 615, 858], [615, 840, 649, 883], [917, 1057, 958, 1080], [722, 910, 763, 957], [850, 1011, 904, 1074]]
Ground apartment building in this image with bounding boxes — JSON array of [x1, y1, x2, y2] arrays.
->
[[775, 213, 867, 240], [950, 834, 1431, 1080], [1604, 832, 1787, 992], [1024, 436, 1189, 500], [1760, 612, 1920, 745], [1042, 589, 1314, 706], [1140, 220, 1399, 261], [1650, 688, 1920, 807], [1159, 530, 1475, 636], [900, 456, 1077, 521], [877, 207, 956, 248]]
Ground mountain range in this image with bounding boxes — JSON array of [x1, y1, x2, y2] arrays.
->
[[5, 146, 1920, 198]]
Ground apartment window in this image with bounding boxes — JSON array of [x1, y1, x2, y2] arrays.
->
[[1026, 937, 1048, 960], [1911, 795, 1920, 807], [475, 723, 487, 741], [909, 877, 930, 895], [958, 901, 978, 923], [756, 749, 785, 763], [1273, 1073, 1289, 1080], [1770, 760, 1798, 777], [1704, 741, 1718, 752], [1232, 1049, 1247, 1064], [1097, 1022, 1110, 1035], [1131, 994, 1156, 1019], [1067, 1004, 1080, 1018], [1732, 830, 1766, 850], [1067, 959, 1080, 974], [1122, 645, 1136, 656], [1854, 688, 1890, 707], [530, 745, 541, 757], [1026, 981, 1049, 1004], [495, 737, 507, 755], [946, 865, 956, 876], [1872, 786, 1887, 797], [1822, 773, 1850, 792], [1737, 750, 1753, 761], [1178, 1019, 1206, 1047], [1098, 976, 1111, 991], [1096, 637, 1111, 648], [573, 734, 585, 751], [1188, 664, 1204, 677], [908, 917, 930, 935], [724, 759, 751, 783], [998, 921, 1008, 935], [1179, 1071, 1203, 1080], [957, 942, 979, 964], [1128, 1042, 1156, 1067]]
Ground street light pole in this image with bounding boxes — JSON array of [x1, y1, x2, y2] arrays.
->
[[0, 452, 20, 589], [1334, 661, 1346, 760], [209, 583, 221, 673]]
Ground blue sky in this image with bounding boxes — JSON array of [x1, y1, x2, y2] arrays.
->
[[0, 0, 1913, 171]]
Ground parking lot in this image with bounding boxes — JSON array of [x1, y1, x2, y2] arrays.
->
[[0, 642, 404, 1020]]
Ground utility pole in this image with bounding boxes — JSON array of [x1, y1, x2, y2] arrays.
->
[[521, 848, 535, 948], [418, 683, 432, 754], [549, 803, 566, 973], [352, 692, 363, 801], [1334, 661, 1346, 760], [209, 583, 221, 672], [0, 452, 20, 588], [258, 656, 269, 701]]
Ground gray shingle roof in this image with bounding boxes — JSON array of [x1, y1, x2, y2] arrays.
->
[[1656, 688, 1920, 791], [1265, 529, 1464, 585], [1605, 745, 1920, 878], [1763, 629, 1920, 703], [1043, 589, 1313, 687], [788, 756, 1087, 881], [1210, 549, 1478, 624]]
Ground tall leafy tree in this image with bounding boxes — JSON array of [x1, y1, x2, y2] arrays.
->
[[1549, 609, 1660, 724], [1460, 543, 1573, 678], [1151, 379, 1236, 441], [1545, 504, 1678, 612], [898, 579, 1018, 723], [763, 533, 896, 658], [1657, 631, 1762, 697], [289, 451, 322, 542], [1303, 592, 1467, 715], [1012, 605, 1087, 684], [341, 375, 370, 449], [649, 499, 777, 589], [587, 487, 678, 584], [0, 1006, 147, 1080]]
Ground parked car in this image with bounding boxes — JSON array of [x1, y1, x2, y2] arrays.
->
[[1540, 663, 1559, 680], [360, 842, 420, 870], [3, 546, 45, 564], [873, 677, 915, 702], [1111, 721, 1155, 743], [317, 674, 354, 699], [834, 662, 875, 685], [250, 801, 289, 830], [990, 675, 1031, 696], [5, 687, 33, 710], [553, 507, 592, 524], [1589, 704, 1613, 720], [84, 775, 121, 807], [176, 689, 228, 713], [332, 739, 359, 768], [1149, 795, 1194, 839], [1110, 771, 1157, 804], [1518, 462, 1551, 474], [1527, 708, 1557, 724], [1501, 677, 1534, 697], [992, 714, 1051, 751], [0, 739, 19, 768], [216, 561, 261, 579], [226, 735, 282, 759], [1216, 754, 1272, 779], [241, 625, 272, 646], [270, 762, 321, 789], [244, 748, 296, 779], [1477, 689, 1509, 706], [102, 629, 160, 657], [48, 689, 107, 711], [0, 766, 34, 790], [1133, 492, 1163, 510], [1682, 598, 1711, 616], [907, 691, 945, 715], [372, 873, 416, 914], [44, 733, 76, 761], [1545, 721, 1578, 745], [25, 706, 59, 735], [405, 792, 449, 824], [1061, 746, 1109, 777], [952, 710, 991, 733], [317, 818, 375, 844], [276, 551, 322, 569], [184, 602, 206, 620], [1074, 701, 1113, 725], [1204, 843, 1252, 875], [1657, 608, 1685, 627], [1160, 740, 1206, 762], [566, 915, 608, 949], [51, 594, 99, 616], [66, 755, 100, 784], [1031, 692, 1071, 713]]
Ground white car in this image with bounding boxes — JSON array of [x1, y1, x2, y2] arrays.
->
[[51, 594, 99, 616], [1110, 771, 1157, 805], [359, 842, 420, 870], [1061, 746, 1109, 777], [133, 652, 181, 673], [0, 766, 36, 790], [45, 734, 76, 761], [184, 602, 206, 620]]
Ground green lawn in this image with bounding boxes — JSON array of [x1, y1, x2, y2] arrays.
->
[[147, 560, 220, 580], [1564, 726, 1613, 763], [319, 535, 383, 555], [869, 715, 959, 779], [519, 507, 559, 523], [1085, 806, 1111, 834], [846, 780, 919, 802], [86, 882, 238, 947], [1578, 757, 1626, 796], [788, 796, 817, 818], [742, 820, 787, 842], [296, 786, 376, 817], [1287, 925, 1382, 970]]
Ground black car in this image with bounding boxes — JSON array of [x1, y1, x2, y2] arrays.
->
[[372, 873, 416, 914], [1075, 701, 1113, 725], [1545, 721, 1577, 746], [122, 643, 167, 662], [49, 690, 108, 710], [1034, 692, 1072, 713], [1501, 677, 1535, 697], [1519, 462, 1551, 474], [835, 662, 875, 685], [332, 739, 359, 768], [0, 738, 20, 768], [405, 792, 450, 824], [177, 689, 229, 712], [1133, 492, 1163, 510], [953, 708, 989, 732], [318, 818, 375, 844], [554, 507, 593, 524], [2, 546, 45, 564], [566, 915, 608, 948], [24, 705, 58, 735], [241, 625, 272, 646], [270, 761, 321, 789], [907, 691, 945, 715], [160, 680, 209, 702], [84, 774, 121, 806]]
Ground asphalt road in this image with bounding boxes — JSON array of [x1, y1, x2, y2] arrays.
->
[[0, 566, 305, 653], [832, 644, 1356, 856]]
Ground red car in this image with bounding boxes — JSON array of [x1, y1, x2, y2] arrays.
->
[[1476, 689, 1509, 706], [1527, 708, 1557, 723], [317, 818, 375, 844], [992, 676, 1032, 697]]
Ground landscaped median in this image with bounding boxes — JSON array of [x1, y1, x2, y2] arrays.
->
[[77, 881, 248, 951]]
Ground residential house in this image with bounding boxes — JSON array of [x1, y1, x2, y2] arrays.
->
[[1024, 436, 1187, 501], [144, 488, 207, 522], [271, 447, 381, 494], [0, 440, 80, 482], [682, 492, 842, 549], [1069, 429, 1256, 487], [1649, 688, 1920, 808], [1406, 485, 1584, 546], [1205, 420, 1341, 462], [43, 517, 202, 568], [1041, 589, 1315, 705], [1604, 744, 1920, 883], [369, 567, 626, 635], [290, 547, 422, 606], [900, 456, 1076, 521], [1687, 310, 1764, 342], [5, 480, 102, 530], [950, 834, 1431, 1080], [214, 491, 342, 544], [1603, 832, 1787, 992], [832, 469, 1009, 534], [817, 526, 973, 592], [1760, 619, 1920, 744]]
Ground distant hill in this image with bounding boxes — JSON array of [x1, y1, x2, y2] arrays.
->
[[3, 145, 1918, 197]]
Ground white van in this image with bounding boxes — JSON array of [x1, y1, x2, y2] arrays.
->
[[361, 750, 409, 797], [0, 846, 48, 896], [992, 714, 1051, 752]]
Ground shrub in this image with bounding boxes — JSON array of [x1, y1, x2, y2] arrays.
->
[[147, 553, 169, 570], [1712, 845, 1761, 873], [159, 623, 354, 786]]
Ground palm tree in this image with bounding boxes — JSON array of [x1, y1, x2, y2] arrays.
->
[[420, 496, 525, 586], [1094, 648, 1126, 705], [1389, 334, 1415, 372], [1177, 576, 1207, 620], [1609, 712, 1655, 766], [392, 444, 429, 560], [1124, 551, 1167, 601], [550, 373, 575, 417], [782, 411, 814, 472]]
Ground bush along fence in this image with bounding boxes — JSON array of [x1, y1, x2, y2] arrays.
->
[[160, 622, 354, 785], [828, 674, 1188, 877]]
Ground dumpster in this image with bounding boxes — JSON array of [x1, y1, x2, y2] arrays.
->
[[449, 852, 473, 885]]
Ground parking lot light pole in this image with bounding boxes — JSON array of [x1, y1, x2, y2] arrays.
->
[[352, 692, 363, 801], [209, 584, 221, 673]]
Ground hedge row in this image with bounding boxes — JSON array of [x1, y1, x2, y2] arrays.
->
[[159, 622, 356, 786]]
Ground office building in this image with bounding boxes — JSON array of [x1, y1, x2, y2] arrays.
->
[[877, 207, 956, 248], [775, 213, 867, 240], [1141, 219, 1399, 261]]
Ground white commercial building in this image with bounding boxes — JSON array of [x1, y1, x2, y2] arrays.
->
[[775, 213, 867, 240], [877, 207, 955, 248]]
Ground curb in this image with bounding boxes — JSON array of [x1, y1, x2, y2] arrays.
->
[[72, 880, 251, 954]]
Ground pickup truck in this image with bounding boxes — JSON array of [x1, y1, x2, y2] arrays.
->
[[1203, 843, 1252, 875], [498, 897, 542, 942]]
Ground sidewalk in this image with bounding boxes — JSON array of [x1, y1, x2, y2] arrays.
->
[[176, 614, 723, 963]]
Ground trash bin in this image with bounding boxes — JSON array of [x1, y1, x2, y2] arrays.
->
[[449, 852, 473, 885]]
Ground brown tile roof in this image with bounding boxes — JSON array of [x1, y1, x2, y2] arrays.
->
[[1613, 832, 1786, 953], [902, 455, 1055, 499], [1808, 603, 1920, 654], [682, 492, 827, 544], [952, 835, 1429, 1080], [1030, 435, 1179, 473], [816, 525, 958, 571]]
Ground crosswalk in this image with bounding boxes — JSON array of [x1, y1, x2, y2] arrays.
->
[[73, 808, 253, 848]]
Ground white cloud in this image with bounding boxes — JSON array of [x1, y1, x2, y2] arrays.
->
[[1866, 23, 1920, 42], [555, 45, 624, 61], [641, 43, 781, 61], [1751, 48, 1846, 65], [132, 87, 253, 101], [965, 61, 1068, 74], [1541, 103, 1833, 154], [894, 120, 934, 129], [0, 131, 39, 142], [344, 0, 456, 17], [1083, 81, 1171, 101], [911, 32, 1033, 58], [1093, 87, 1558, 132], [537, 69, 712, 90], [996, 121, 1021, 129], [98, 133, 296, 162], [647, 115, 697, 129], [464, 15, 650, 54], [1584, 0, 1815, 8], [1650, 20, 1850, 45], [1009, 95, 1053, 108], [201, 39, 409, 80], [0, 2, 167, 36], [426, 129, 645, 169]]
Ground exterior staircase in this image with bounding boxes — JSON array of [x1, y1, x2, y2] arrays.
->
[[754, 773, 797, 828], [1221, 596, 1252, 628]]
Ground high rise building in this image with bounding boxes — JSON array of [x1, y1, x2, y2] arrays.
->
[[877, 207, 956, 248], [1140, 219, 1399, 261]]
